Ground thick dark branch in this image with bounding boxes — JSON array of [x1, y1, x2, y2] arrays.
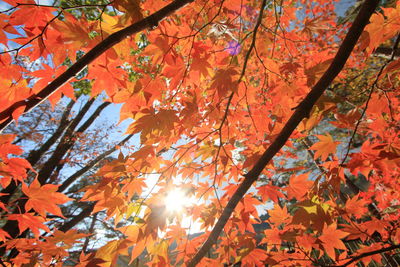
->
[[334, 244, 400, 267], [27, 98, 76, 166], [76, 102, 110, 133], [187, 0, 380, 266], [58, 133, 133, 192], [36, 98, 96, 185], [58, 203, 95, 232], [374, 46, 400, 58], [0, 0, 194, 132]]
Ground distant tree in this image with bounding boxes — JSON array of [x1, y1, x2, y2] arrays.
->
[[0, 96, 134, 263]]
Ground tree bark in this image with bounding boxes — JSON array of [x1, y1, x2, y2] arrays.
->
[[58, 203, 95, 233], [27, 98, 76, 166], [36, 100, 107, 185], [82, 213, 98, 253], [187, 0, 380, 265]]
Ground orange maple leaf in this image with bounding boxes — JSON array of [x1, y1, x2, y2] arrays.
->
[[261, 228, 283, 249], [210, 67, 238, 98], [22, 179, 72, 217], [0, 229, 11, 242], [46, 229, 89, 248], [268, 204, 291, 225], [76, 252, 106, 267], [286, 173, 313, 200], [319, 223, 348, 260], [257, 184, 285, 202], [127, 108, 179, 143], [344, 194, 368, 219], [240, 248, 268, 266], [310, 134, 339, 161], [296, 234, 317, 253], [7, 213, 50, 237]]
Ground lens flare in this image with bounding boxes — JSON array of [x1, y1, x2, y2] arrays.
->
[[164, 189, 190, 213]]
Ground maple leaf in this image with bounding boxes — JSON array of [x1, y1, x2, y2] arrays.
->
[[95, 239, 131, 265], [296, 234, 317, 253], [88, 55, 127, 97], [353, 244, 383, 266], [0, 157, 32, 187], [143, 196, 168, 237], [112, 0, 143, 27], [360, 218, 389, 237], [261, 228, 283, 249], [51, 12, 92, 50], [0, 229, 11, 242], [190, 42, 212, 78], [344, 194, 368, 219], [340, 223, 369, 242], [46, 229, 89, 248], [0, 134, 23, 157], [22, 179, 72, 217], [76, 252, 106, 267], [257, 184, 285, 202], [293, 197, 333, 232], [121, 177, 147, 199], [318, 223, 348, 260], [144, 34, 172, 64], [7, 213, 50, 237], [210, 68, 238, 98], [166, 224, 186, 242], [267, 204, 291, 225], [305, 57, 333, 87], [147, 239, 170, 264], [130, 238, 147, 263], [286, 173, 314, 200], [364, 11, 389, 52], [0, 134, 32, 188], [127, 108, 179, 143], [239, 248, 268, 266], [309, 134, 339, 161], [163, 53, 186, 89]]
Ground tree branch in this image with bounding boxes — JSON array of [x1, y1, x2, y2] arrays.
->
[[0, 0, 194, 132], [58, 133, 133, 192], [334, 244, 400, 267], [36, 98, 97, 185], [58, 203, 95, 232], [187, 0, 380, 265]]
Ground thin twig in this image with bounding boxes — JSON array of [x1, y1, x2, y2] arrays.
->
[[340, 33, 400, 166]]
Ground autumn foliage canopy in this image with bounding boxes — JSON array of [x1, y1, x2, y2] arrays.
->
[[1, 0, 400, 266]]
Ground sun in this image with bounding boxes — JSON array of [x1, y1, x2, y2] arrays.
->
[[164, 188, 192, 213], [162, 187, 203, 234]]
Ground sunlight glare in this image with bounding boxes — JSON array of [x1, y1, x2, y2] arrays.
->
[[164, 189, 191, 213]]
